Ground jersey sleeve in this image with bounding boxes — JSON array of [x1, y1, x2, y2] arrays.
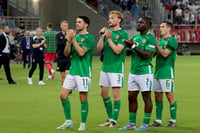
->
[[145, 35, 156, 51], [166, 37, 177, 51], [118, 32, 128, 46]]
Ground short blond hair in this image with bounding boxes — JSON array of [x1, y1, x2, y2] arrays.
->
[[109, 10, 123, 24]]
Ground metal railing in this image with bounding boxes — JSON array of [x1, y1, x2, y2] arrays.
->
[[0, 16, 40, 30]]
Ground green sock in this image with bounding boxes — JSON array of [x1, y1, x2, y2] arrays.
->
[[129, 113, 136, 123], [61, 98, 71, 120], [103, 97, 113, 119], [81, 100, 89, 123], [113, 100, 121, 121], [170, 101, 177, 120], [143, 113, 151, 125], [156, 101, 163, 120]]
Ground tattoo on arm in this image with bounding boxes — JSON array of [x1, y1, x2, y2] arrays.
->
[[82, 46, 88, 53]]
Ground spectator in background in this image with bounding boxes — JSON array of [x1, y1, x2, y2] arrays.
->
[[19, 22, 25, 30], [190, 12, 195, 24], [120, 0, 128, 10], [43, 23, 57, 80], [27, 28, 47, 85], [0, 5, 4, 16], [183, 8, 190, 24], [20, 31, 33, 69], [0, 26, 16, 84], [175, 5, 183, 24], [56, 21, 71, 85]]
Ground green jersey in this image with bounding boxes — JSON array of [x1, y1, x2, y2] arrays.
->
[[43, 30, 57, 53], [68, 33, 95, 77], [154, 36, 177, 79], [130, 32, 156, 74], [102, 29, 128, 73]]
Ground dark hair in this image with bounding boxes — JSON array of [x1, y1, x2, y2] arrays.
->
[[162, 21, 173, 29], [78, 15, 90, 27], [142, 16, 152, 29], [47, 23, 53, 28]]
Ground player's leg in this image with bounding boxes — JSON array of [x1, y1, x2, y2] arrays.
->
[[110, 87, 120, 127], [38, 58, 45, 85], [28, 57, 37, 84], [119, 73, 138, 130], [151, 79, 163, 126], [77, 76, 90, 131], [56, 75, 74, 130], [135, 74, 153, 131], [49, 53, 56, 79], [79, 92, 88, 131], [99, 71, 113, 127], [44, 53, 51, 76], [164, 79, 177, 127], [109, 72, 124, 127]]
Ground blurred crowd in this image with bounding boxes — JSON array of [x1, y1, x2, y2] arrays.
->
[[161, 0, 200, 25]]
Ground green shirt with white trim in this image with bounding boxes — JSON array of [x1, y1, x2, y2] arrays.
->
[[130, 32, 156, 75], [154, 36, 177, 79], [68, 33, 95, 77], [102, 28, 128, 73]]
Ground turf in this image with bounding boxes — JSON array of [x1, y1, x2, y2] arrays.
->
[[0, 56, 199, 133]]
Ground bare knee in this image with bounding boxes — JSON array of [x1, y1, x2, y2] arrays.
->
[[142, 91, 152, 103], [59, 88, 71, 99], [166, 92, 176, 104], [128, 91, 138, 103], [101, 87, 109, 99], [80, 92, 88, 102]]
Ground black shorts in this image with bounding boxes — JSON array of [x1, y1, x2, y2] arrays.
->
[[56, 57, 71, 72]]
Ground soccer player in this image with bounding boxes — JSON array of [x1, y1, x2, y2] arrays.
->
[[119, 16, 156, 131], [56, 16, 95, 131], [43, 23, 57, 80], [151, 21, 177, 127], [97, 10, 128, 127], [56, 21, 71, 85], [27, 28, 47, 85]]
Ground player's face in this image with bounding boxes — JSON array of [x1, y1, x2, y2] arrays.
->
[[108, 14, 120, 27], [76, 18, 87, 31], [136, 18, 147, 32], [36, 28, 43, 36], [61, 22, 68, 32], [160, 23, 169, 36]]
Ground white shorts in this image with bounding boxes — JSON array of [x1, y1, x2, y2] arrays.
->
[[153, 79, 174, 92], [63, 74, 91, 92], [99, 71, 123, 88], [128, 73, 153, 92]]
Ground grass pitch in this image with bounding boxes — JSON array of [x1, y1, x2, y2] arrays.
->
[[0, 56, 200, 133]]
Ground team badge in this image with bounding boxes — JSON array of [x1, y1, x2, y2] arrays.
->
[[142, 39, 146, 44], [115, 35, 120, 40], [81, 38, 85, 43], [60, 36, 63, 39]]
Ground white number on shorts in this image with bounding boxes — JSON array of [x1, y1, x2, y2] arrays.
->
[[82, 78, 89, 89]]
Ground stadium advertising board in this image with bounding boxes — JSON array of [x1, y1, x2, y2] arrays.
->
[[154, 29, 200, 43]]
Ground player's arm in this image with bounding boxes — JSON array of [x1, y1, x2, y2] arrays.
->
[[97, 27, 106, 52], [134, 47, 153, 59], [156, 41, 172, 58], [106, 30, 124, 55], [64, 31, 72, 56], [32, 38, 46, 49]]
